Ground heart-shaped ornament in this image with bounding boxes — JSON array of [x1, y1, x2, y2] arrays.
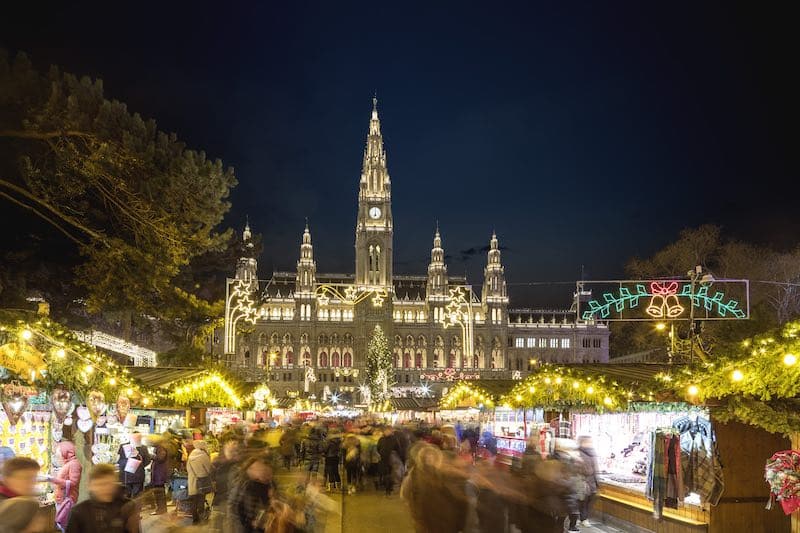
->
[[87, 391, 107, 420], [116, 394, 131, 420], [51, 389, 74, 423], [1, 383, 30, 426], [76, 417, 94, 433]]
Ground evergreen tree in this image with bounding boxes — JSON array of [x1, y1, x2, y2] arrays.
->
[[365, 325, 394, 403]]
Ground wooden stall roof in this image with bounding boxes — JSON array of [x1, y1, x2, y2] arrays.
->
[[390, 398, 440, 411], [126, 367, 209, 389]]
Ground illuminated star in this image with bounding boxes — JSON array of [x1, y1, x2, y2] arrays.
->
[[318, 294, 330, 306], [372, 294, 384, 307], [344, 285, 357, 301]]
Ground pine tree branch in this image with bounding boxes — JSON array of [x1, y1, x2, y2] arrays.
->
[[0, 178, 108, 244], [0, 190, 86, 246], [0, 130, 93, 140]]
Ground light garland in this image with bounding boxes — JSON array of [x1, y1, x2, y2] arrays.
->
[[439, 382, 495, 409], [502, 365, 630, 412], [171, 372, 242, 408]]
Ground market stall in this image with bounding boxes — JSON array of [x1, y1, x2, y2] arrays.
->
[[500, 361, 795, 533]]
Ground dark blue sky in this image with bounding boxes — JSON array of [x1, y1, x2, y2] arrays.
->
[[3, 2, 796, 306]]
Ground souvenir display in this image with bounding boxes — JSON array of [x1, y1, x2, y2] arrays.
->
[[87, 390, 107, 420], [0, 406, 50, 473], [1, 382, 33, 426], [50, 388, 73, 424]]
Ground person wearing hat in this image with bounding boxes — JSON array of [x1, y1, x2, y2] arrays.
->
[[186, 439, 212, 524]]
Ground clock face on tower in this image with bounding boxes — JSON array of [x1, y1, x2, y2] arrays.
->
[[369, 206, 382, 219]]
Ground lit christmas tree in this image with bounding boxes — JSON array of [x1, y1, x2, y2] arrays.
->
[[366, 324, 394, 403]]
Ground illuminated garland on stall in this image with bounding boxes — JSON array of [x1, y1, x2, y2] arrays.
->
[[440, 382, 495, 409], [0, 316, 162, 405], [0, 314, 247, 409], [502, 365, 632, 412], [171, 372, 243, 408], [655, 320, 800, 434]]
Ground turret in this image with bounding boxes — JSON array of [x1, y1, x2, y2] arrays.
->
[[235, 221, 258, 281], [426, 225, 448, 298], [482, 232, 508, 323], [296, 222, 317, 295]]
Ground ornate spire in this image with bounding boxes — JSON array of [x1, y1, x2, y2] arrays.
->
[[427, 225, 448, 298], [361, 97, 390, 196], [297, 222, 316, 293]]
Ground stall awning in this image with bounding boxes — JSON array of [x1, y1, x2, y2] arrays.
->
[[126, 367, 209, 389], [390, 398, 439, 411]]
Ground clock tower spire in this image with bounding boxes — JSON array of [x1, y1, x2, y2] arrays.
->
[[355, 97, 393, 287]]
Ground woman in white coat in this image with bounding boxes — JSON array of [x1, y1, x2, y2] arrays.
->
[[187, 439, 212, 524]]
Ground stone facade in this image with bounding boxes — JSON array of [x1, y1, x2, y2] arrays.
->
[[219, 99, 609, 399]]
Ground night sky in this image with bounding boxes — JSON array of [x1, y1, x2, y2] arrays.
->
[[2, 2, 797, 307]]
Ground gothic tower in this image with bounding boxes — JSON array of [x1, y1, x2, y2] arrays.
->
[[355, 97, 394, 288], [482, 232, 508, 323], [296, 223, 316, 294], [235, 222, 258, 281], [426, 226, 449, 299]]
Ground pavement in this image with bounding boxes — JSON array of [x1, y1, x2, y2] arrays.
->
[[139, 469, 623, 533]]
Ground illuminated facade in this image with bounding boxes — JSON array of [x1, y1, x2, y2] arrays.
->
[[220, 99, 609, 397]]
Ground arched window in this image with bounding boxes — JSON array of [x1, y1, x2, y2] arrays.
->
[[343, 352, 352, 367], [302, 351, 311, 366], [285, 351, 294, 366], [415, 351, 423, 368], [331, 352, 341, 367], [319, 352, 329, 367], [403, 352, 411, 368], [448, 351, 456, 368], [261, 350, 269, 367]]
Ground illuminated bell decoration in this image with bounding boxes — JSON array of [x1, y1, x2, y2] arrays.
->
[[51, 388, 74, 423], [1, 382, 31, 426], [116, 394, 131, 420], [87, 390, 107, 420], [646, 281, 684, 319]]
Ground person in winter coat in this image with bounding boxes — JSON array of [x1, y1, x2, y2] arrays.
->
[[342, 434, 361, 494], [323, 434, 342, 491], [0, 497, 48, 533], [377, 428, 401, 495], [51, 441, 82, 529], [278, 427, 297, 470], [116, 432, 150, 498], [186, 440, 212, 524], [147, 441, 171, 515], [233, 456, 276, 533], [577, 436, 600, 526], [66, 463, 139, 533]]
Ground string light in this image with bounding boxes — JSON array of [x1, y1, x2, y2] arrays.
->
[[586, 385, 594, 394], [784, 353, 797, 366], [731, 369, 744, 382], [56, 348, 66, 359], [687, 385, 699, 397], [20, 329, 33, 340], [108, 377, 116, 386]]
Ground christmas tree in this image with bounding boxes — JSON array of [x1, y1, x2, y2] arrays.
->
[[365, 324, 394, 403]]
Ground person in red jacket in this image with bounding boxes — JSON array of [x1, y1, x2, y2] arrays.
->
[[51, 441, 83, 530]]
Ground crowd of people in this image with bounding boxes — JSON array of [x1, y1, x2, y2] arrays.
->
[[0, 417, 600, 533]]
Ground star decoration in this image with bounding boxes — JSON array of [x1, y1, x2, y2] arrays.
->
[[344, 285, 357, 301], [372, 294, 384, 307], [318, 293, 330, 306]]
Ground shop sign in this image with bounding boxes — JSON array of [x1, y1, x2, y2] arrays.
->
[[0, 343, 46, 383]]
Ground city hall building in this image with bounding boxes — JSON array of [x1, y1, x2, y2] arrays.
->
[[219, 99, 608, 399]]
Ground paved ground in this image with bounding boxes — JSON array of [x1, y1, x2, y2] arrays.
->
[[140, 469, 624, 533]]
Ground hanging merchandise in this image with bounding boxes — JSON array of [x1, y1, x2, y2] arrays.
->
[[1, 382, 34, 426], [75, 405, 93, 433], [51, 388, 74, 424], [765, 450, 800, 515], [86, 390, 107, 420], [673, 415, 724, 506], [116, 394, 131, 422], [646, 428, 683, 519]]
